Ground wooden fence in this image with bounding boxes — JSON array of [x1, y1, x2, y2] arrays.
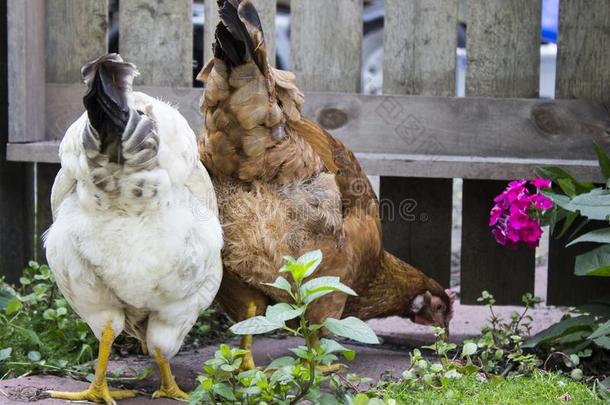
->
[[1, 0, 609, 306]]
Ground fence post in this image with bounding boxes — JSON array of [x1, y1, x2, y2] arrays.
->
[[460, 0, 540, 305], [547, 0, 610, 305], [380, 0, 457, 288]]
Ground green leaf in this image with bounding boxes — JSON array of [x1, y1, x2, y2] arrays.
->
[[5, 298, 22, 315], [320, 338, 355, 361], [594, 143, 610, 179], [265, 303, 304, 323], [263, 276, 293, 295], [0, 288, 16, 310], [555, 211, 579, 239], [544, 188, 610, 221], [574, 244, 610, 276], [297, 249, 323, 279], [229, 316, 283, 335], [300, 276, 357, 304], [213, 383, 237, 401], [324, 317, 379, 344], [43, 308, 57, 320], [535, 166, 594, 194], [461, 342, 478, 357], [568, 227, 610, 246], [588, 320, 610, 339], [27, 351, 41, 362], [557, 178, 577, 198], [353, 394, 371, 405], [0, 348, 12, 361], [523, 315, 597, 348], [593, 336, 610, 350], [266, 356, 295, 369]]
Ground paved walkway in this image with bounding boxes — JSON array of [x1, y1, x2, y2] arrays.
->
[[0, 303, 566, 404]]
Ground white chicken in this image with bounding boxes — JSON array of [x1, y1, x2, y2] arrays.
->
[[44, 54, 223, 404]]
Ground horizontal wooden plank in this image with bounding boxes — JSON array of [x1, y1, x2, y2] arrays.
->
[[6, 83, 609, 181], [6, 142, 602, 182]]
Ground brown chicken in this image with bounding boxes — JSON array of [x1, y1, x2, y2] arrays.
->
[[198, 0, 455, 368]]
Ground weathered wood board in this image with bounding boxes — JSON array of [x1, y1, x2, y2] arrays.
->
[[10, 83, 607, 182], [556, 0, 610, 105], [120, 0, 192, 86], [1, 0, 35, 281], [380, 0, 458, 286], [547, 0, 610, 305], [7, 0, 45, 143], [291, 0, 362, 92], [45, 0, 108, 83], [460, 0, 540, 304]]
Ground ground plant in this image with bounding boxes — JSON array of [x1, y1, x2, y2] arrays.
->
[[190, 250, 379, 404]]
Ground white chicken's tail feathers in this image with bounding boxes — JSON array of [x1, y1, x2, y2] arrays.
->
[[80, 54, 159, 178]]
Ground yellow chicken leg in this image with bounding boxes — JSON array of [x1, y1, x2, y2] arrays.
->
[[307, 331, 345, 374], [49, 321, 136, 405], [152, 348, 189, 401], [239, 302, 258, 371]]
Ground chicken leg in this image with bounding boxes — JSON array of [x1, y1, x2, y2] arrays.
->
[[239, 302, 258, 370], [49, 321, 136, 405], [152, 348, 189, 401]]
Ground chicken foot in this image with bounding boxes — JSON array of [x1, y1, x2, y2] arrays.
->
[[49, 321, 136, 405], [152, 348, 189, 401]]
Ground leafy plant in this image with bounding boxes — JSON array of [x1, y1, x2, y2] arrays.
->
[[0, 261, 97, 379], [537, 144, 610, 277], [190, 250, 379, 404]]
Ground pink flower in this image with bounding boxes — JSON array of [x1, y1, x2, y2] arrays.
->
[[489, 178, 552, 249], [531, 193, 553, 210], [531, 178, 551, 189], [489, 206, 503, 226]]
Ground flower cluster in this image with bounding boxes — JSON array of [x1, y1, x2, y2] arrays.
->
[[490, 178, 553, 249]]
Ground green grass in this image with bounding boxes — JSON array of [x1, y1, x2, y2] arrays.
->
[[377, 372, 604, 405]]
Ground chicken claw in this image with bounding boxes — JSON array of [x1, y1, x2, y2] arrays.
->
[[49, 322, 136, 405], [152, 348, 190, 401]]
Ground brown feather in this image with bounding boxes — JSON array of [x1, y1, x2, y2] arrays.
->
[[199, 0, 452, 328]]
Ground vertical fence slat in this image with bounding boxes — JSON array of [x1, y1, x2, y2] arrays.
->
[[291, 0, 362, 92], [380, 0, 457, 287], [254, 0, 276, 67], [1, 0, 35, 281], [203, 0, 219, 64], [465, 1, 540, 98], [7, 0, 45, 142], [460, 0, 540, 305], [46, 0, 108, 83], [120, 0, 192, 86], [555, 0, 610, 105], [548, 0, 610, 305], [39, 0, 109, 260], [548, 222, 610, 305], [384, 0, 456, 97]]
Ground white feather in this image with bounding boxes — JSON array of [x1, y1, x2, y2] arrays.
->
[[45, 92, 223, 359]]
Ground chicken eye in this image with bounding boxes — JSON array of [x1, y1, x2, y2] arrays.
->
[[436, 304, 443, 312]]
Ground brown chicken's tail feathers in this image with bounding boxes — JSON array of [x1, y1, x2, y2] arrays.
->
[[214, 0, 267, 74]]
